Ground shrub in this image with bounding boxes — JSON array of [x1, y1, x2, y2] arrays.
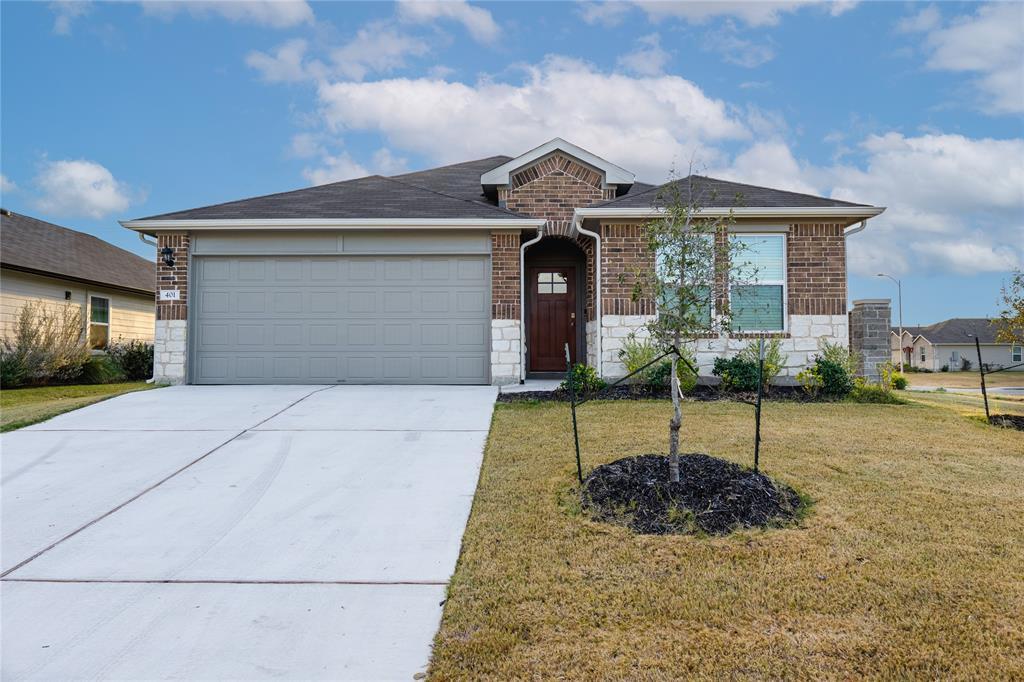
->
[[560, 363, 606, 394], [0, 351, 28, 388], [617, 334, 661, 385], [815, 357, 854, 397], [108, 339, 154, 380], [649, 345, 698, 393], [77, 355, 124, 384], [940, 364, 949, 372], [818, 339, 859, 376], [891, 372, 907, 390], [712, 356, 760, 392], [736, 337, 784, 392], [849, 378, 906, 404], [0, 301, 90, 386], [796, 366, 822, 397], [960, 357, 972, 371]]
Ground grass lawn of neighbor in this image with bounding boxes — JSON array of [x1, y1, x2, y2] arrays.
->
[[429, 397, 1024, 679], [907, 370, 1024, 389], [1, 382, 159, 432]]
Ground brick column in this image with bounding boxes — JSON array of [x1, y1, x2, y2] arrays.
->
[[600, 222, 655, 378], [490, 231, 521, 385], [154, 233, 190, 384], [849, 298, 891, 382]]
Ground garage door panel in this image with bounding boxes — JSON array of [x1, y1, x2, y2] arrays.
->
[[193, 255, 489, 384]]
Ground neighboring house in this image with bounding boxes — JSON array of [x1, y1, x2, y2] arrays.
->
[[120, 138, 885, 385], [891, 318, 1023, 371], [0, 209, 155, 349]]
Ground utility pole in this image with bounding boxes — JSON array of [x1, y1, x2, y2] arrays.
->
[[877, 273, 904, 372]]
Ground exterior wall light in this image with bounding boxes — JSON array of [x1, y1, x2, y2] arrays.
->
[[160, 246, 175, 267]]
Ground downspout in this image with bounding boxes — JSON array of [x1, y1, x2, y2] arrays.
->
[[138, 232, 158, 382], [574, 215, 602, 378], [843, 220, 868, 309], [519, 227, 545, 383]]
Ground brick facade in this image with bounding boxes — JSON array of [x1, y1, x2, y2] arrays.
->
[[499, 152, 614, 236], [600, 222, 655, 316], [490, 231, 520, 320], [156, 233, 190, 321], [787, 222, 846, 316]]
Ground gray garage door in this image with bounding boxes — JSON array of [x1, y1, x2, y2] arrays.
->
[[192, 255, 490, 384]]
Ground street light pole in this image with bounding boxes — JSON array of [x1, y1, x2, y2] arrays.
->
[[877, 273, 904, 372]]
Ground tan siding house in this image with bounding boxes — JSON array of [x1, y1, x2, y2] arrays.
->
[[0, 210, 155, 347]]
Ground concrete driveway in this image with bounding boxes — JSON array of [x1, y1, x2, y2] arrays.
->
[[1, 384, 497, 681]]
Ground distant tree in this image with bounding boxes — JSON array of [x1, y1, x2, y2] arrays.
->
[[995, 269, 1023, 345], [631, 169, 752, 483]]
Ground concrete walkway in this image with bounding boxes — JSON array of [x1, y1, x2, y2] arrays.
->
[[1, 384, 497, 681]]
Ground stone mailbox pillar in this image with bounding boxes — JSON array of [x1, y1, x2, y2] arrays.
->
[[849, 298, 891, 382]]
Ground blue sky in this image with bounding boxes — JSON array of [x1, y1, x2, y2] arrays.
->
[[2, 0, 1021, 326]]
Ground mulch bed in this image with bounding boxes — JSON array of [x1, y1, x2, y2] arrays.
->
[[499, 384, 832, 404], [581, 453, 803, 536], [989, 414, 1024, 431]]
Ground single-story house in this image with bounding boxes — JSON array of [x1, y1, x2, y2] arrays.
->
[[1, 209, 155, 349], [121, 138, 885, 385], [891, 318, 1023, 371]]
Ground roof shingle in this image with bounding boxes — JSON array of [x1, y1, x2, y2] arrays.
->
[[1, 210, 154, 294], [594, 175, 868, 209]]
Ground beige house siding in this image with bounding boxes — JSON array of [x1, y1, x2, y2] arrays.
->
[[0, 268, 154, 344], [930, 343, 1023, 372]]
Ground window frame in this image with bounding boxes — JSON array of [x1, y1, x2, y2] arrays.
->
[[1012, 345, 1022, 363], [87, 294, 111, 351], [728, 232, 788, 334]]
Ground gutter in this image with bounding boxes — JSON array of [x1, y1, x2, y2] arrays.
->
[[121, 217, 547, 232], [573, 220, 602, 378], [519, 227, 545, 382]]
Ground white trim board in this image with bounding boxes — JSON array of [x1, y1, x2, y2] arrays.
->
[[121, 218, 545, 232], [481, 138, 635, 187]]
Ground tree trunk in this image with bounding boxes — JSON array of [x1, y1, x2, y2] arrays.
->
[[668, 331, 681, 483]]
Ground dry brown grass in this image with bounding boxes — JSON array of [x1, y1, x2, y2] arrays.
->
[[908, 370, 1024, 389], [430, 399, 1024, 680]]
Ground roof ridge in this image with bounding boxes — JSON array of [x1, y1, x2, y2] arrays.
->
[[382, 175, 528, 218]]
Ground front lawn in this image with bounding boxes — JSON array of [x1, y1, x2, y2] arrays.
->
[[430, 399, 1024, 679], [0, 382, 159, 432]]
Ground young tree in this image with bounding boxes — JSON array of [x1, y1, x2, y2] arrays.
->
[[995, 269, 1023, 345], [631, 171, 752, 482]]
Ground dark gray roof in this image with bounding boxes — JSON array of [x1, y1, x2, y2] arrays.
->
[[594, 175, 869, 209], [135, 167, 526, 222], [900, 319, 1003, 345], [392, 156, 511, 203], [1, 209, 154, 295]]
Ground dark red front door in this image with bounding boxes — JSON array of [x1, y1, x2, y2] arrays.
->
[[528, 266, 577, 372]]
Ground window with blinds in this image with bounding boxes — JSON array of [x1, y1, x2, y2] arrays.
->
[[730, 234, 786, 332]]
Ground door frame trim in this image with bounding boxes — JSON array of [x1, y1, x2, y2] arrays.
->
[[524, 249, 587, 380]]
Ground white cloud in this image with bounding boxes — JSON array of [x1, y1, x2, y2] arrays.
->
[[578, 1, 633, 26], [50, 0, 91, 35], [896, 5, 940, 34], [616, 33, 670, 76], [715, 132, 1024, 276], [905, 2, 1024, 115], [314, 55, 749, 182], [635, 0, 856, 27], [331, 22, 430, 81], [397, 0, 499, 44], [1, 174, 17, 194], [33, 159, 134, 218], [702, 23, 776, 67], [246, 38, 325, 83], [302, 152, 369, 186], [141, 1, 313, 28]]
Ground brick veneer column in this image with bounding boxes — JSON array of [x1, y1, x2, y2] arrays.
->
[[490, 231, 521, 385], [850, 298, 891, 381], [788, 223, 846, 316], [154, 233, 190, 384], [599, 222, 656, 377]]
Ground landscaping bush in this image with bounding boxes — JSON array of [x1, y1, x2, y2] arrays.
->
[[960, 357, 972, 371], [108, 339, 154, 380], [648, 345, 698, 393], [76, 355, 125, 384], [560, 363, 606, 393], [0, 301, 90, 387], [815, 357, 854, 397], [891, 372, 907, 390], [736, 337, 784, 392], [819, 339, 859, 376], [617, 334, 661, 385], [940, 364, 949, 372], [796, 366, 823, 397], [849, 378, 905, 404], [712, 356, 760, 392]]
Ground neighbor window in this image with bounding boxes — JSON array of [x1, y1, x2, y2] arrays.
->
[[920, 347, 926, 362], [88, 295, 110, 350], [1013, 345, 1022, 362], [730, 234, 786, 332], [951, 350, 960, 367], [537, 272, 567, 295]]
